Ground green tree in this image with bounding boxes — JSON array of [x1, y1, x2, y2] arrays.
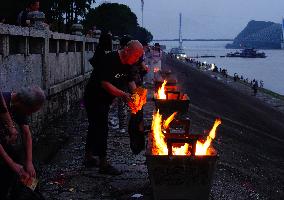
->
[[133, 26, 153, 44], [82, 3, 153, 43], [0, 0, 95, 32], [0, 0, 26, 24], [42, 0, 95, 32], [83, 3, 138, 36]]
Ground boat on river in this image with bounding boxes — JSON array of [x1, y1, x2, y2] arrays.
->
[[226, 48, 266, 58]]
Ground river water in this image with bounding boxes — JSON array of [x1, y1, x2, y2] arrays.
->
[[160, 41, 284, 95]]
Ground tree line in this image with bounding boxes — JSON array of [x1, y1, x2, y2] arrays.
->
[[0, 1, 153, 43], [1, 0, 95, 32]]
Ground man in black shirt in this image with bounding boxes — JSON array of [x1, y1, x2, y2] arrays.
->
[[84, 40, 144, 175]]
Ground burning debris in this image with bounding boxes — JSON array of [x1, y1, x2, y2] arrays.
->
[[154, 79, 190, 116], [150, 111, 221, 156], [151, 110, 189, 156], [154, 80, 189, 100], [154, 70, 178, 92], [147, 70, 221, 199], [195, 119, 222, 156], [157, 80, 167, 99], [147, 111, 221, 200], [128, 87, 147, 114]]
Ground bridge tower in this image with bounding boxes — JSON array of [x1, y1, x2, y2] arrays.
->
[[179, 13, 183, 49], [281, 18, 284, 49]]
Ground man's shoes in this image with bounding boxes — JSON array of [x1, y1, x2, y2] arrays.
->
[[117, 128, 126, 134], [99, 165, 122, 175], [83, 158, 99, 168], [109, 118, 118, 127]]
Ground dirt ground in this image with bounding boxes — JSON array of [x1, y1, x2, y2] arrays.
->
[[37, 55, 284, 200]]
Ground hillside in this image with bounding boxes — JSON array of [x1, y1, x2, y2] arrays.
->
[[226, 20, 283, 49]]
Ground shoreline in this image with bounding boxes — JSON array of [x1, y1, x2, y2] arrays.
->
[[162, 54, 284, 199], [181, 57, 284, 114]]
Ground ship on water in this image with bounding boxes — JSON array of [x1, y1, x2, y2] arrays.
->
[[170, 47, 187, 59], [226, 48, 266, 58], [170, 13, 187, 60]]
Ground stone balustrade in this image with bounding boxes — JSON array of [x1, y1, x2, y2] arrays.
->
[[0, 23, 119, 135]]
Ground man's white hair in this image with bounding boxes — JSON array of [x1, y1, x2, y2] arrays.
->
[[17, 86, 45, 108], [126, 40, 143, 51]]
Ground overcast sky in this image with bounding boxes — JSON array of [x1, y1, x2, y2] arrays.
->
[[93, 0, 284, 39]]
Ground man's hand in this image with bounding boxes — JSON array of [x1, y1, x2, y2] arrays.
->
[[11, 162, 31, 184], [25, 162, 36, 178], [121, 92, 131, 103]]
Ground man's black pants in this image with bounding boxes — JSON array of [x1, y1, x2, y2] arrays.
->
[[128, 109, 145, 155], [0, 145, 20, 199], [84, 99, 110, 158]]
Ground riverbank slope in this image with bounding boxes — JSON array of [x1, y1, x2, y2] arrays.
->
[[163, 54, 284, 199]]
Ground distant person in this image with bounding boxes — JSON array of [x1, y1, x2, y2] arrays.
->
[[0, 86, 45, 199], [17, 0, 40, 27], [128, 40, 149, 154], [212, 65, 218, 72], [252, 81, 258, 96], [260, 80, 264, 88], [233, 73, 238, 82], [111, 34, 134, 134], [106, 34, 133, 134], [89, 31, 113, 68]]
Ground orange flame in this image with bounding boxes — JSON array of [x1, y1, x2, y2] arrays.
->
[[151, 110, 189, 156], [151, 110, 168, 155], [163, 112, 177, 129], [195, 119, 221, 156], [157, 80, 167, 99]]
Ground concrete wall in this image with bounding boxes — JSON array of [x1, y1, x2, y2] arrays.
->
[[0, 24, 118, 135]]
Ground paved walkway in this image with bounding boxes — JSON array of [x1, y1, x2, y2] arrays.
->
[[196, 63, 284, 114], [37, 56, 284, 200], [40, 100, 155, 200]]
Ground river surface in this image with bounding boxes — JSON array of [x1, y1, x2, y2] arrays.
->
[[160, 41, 284, 95]]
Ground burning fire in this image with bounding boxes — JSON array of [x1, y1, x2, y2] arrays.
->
[[128, 87, 147, 114], [163, 112, 177, 129], [195, 119, 222, 156], [151, 111, 221, 156], [151, 110, 189, 156], [157, 80, 167, 99]]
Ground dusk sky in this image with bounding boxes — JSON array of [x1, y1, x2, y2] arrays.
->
[[93, 0, 284, 39]]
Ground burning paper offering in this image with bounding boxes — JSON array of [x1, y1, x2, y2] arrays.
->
[[157, 80, 167, 99], [151, 110, 222, 156], [128, 87, 147, 114], [195, 118, 221, 156], [151, 110, 189, 156]]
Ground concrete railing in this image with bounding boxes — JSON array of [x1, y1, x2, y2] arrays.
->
[[0, 23, 119, 134], [0, 23, 98, 93]]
